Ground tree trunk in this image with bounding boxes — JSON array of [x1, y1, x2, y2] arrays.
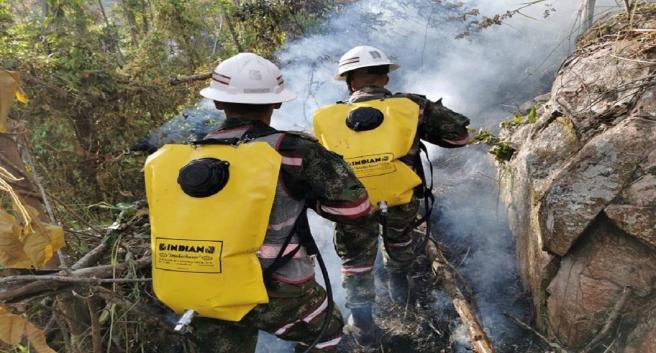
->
[[140, 0, 150, 33], [41, 0, 48, 17], [582, 0, 597, 33], [223, 8, 244, 52], [120, 0, 140, 46]]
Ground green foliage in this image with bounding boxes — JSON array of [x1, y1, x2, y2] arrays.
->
[[500, 113, 525, 128], [500, 105, 538, 128], [526, 105, 537, 123], [1, 0, 334, 226], [0, 1, 12, 35], [471, 129, 516, 162]]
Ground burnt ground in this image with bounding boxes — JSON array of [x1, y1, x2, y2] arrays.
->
[[337, 251, 458, 353], [338, 247, 551, 353]]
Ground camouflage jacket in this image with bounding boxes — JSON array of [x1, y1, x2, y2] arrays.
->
[[348, 86, 471, 148], [204, 118, 371, 283], [209, 118, 372, 223]]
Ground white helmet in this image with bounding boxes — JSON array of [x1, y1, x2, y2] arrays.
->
[[200, 53, 296, 104], [335, 45, 400, 81]]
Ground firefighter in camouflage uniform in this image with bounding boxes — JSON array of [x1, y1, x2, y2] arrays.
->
[[314, 46, 471, 347], [188, 53, 372, 353]]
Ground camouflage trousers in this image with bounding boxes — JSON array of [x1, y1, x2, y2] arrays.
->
[[334, 197, 421, 308], [192, 279, 344, 353]]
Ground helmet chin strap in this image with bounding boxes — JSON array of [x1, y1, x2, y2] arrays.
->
[[346, 76, 355, 94]]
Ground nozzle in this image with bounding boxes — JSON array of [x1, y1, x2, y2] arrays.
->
[[174, 309, 196, 332], [378, 201, 389, 217]]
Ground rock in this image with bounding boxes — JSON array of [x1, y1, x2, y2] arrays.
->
[[546, 216, 656, 347], [632, 86, 656, 119], [539, 117, 655, 256], [551, 40, 650, 142], [605, 139, 656, 248], [497, 5, 656, 352], [605, 205, 656, 249]]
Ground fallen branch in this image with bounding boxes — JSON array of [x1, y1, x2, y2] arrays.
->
[[580, 286, 632, 353], [169, 72, 212, 85], [426, 240, 496, 353], [71, 239, 113, 271], [0, 257, 151, 302], [69, 205, 145, 271], [0, 275, 150, 285], [504, 313, 570, 353]]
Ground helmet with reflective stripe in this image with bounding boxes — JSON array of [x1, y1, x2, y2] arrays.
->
[[200, 53, 297, 104], [335, 46, 400, 81]]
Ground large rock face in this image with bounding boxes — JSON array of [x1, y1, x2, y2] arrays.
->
[[499, 6, 656, 352]]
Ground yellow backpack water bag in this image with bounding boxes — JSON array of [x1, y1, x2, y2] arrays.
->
[[313, 97, 422, 208], [145, 142, 280, 322]]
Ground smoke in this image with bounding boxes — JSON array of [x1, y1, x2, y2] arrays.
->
[[255, 0, 621, 352], [143, 0, 621, 351], [146, 100, 224, 147]]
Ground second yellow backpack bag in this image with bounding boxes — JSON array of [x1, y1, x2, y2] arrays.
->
[[313, 97, 422, 208]]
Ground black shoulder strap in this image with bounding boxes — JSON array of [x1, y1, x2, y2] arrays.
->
[[193, 124, 282, 146], [262, 208, 311, 284], [192, 124, 313, 283], [193, 137, 241, 146]]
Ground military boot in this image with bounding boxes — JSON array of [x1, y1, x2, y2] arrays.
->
[[388, 272, 412, 304], [343, 306, 382, 348]]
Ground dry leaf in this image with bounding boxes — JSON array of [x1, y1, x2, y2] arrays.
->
[[0, 207, 64, 269], [0, 209, 32, 267], [0, 70, 19, 133], [0, 305, 56, 353], [15, 88, 29, 104]]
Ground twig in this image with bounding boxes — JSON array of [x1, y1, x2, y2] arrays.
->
[[580, 286, 632, 353], [426, 319, 442, 337], [47, 191, 106, 238], [504, 313, 570, 353], [17, 134, 57, 226], [602, 338, 617, 353], [458, 247, 471, 267], [610, 54, 656, 65]]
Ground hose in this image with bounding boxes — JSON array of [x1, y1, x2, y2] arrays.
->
[[300, 243, 335, 353]]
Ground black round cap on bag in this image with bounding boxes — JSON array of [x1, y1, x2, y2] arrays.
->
[[177, 158, 230, 198], [346, 107, 384, 131]]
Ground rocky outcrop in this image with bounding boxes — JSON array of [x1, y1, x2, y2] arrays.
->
[[498, 5, 656, 352]]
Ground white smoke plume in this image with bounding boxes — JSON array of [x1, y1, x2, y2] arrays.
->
[[143, 0, 622, 351], [252, 0, 621, 352]]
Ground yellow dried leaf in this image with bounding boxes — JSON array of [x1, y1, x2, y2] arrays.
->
[[23, 213, 64, 267], [0, 305, 56, 353], [0, 208, 64, 269], [15, 88, 29, 104], [0, 209, 32, 268], [0, 70, 19, 133]]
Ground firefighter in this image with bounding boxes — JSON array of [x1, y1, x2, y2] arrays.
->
[[146, 53, 372, 353], [313, 45, 471, 346]]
